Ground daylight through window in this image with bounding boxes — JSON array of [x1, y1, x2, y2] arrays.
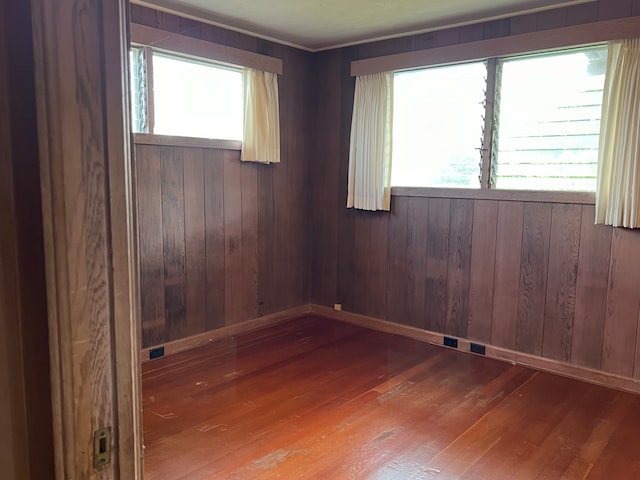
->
[[391, 44, 608, 192]]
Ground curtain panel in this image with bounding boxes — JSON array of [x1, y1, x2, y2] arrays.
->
[[347, 72, 394, 211], [596, 38, 640, 228], [242, 68, 280, 164]]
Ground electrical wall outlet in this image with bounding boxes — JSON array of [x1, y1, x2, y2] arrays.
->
[[150, 346, 165, 360], [334, 303, 342, 311], [443, 336, 458, 348]]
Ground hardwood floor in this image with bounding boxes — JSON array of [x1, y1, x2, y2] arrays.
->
[[142, 315, 640, 479]]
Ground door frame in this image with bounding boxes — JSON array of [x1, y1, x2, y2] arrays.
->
[[30, 0, 143, 477]]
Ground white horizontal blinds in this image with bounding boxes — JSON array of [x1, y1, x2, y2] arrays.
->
[[492, 45, 608, 191]]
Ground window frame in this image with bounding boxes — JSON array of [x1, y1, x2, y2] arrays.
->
[[352, 15, 640, 203], [129, 23, 282, 149]]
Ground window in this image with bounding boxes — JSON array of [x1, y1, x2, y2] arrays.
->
[[129, 48, 243, 140], [392, 62, 487, 188], [390, 45, 608, 192], [493, 47, 607, 191]]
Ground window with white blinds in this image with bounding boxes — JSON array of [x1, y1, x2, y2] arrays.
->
[[492, 46, 607, 191]]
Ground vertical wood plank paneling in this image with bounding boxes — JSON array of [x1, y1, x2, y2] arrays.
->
[[542, 203, 581, 362], [204, 149, 225, 331], [598, 0, 633, 20], [241, 159, 259, 322], [369, 212, 390, 320], [257, 164, 275, 316], [446, 199, 473, 337], [310, 51, 341, 307], [161, 146, 187, 341], [468, 200, 498, 343], [491, 201, 524, 350], [182, 147, 207, 336], [602, 228, 640, 377], [388, 197, 409, 325], [516, 202, 552, 356], [351, 212, 371, 315], [425, 198, 450, 333], [137, 145, 165, 347], [405, 197, 428, 329], [223, 149, 243, 325], [566, 2, 599, 25], [572, 205, 611, 369], [536, 8, 568, 30]]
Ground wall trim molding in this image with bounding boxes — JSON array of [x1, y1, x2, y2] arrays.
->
[[351, 16, 640, 76], [141, 303, 640, 395], [309, 305, 640, 395], [141, 305, 313, 362], [131, 23, 283, 74]]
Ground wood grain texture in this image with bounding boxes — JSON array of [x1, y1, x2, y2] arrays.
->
[[134, 7, 313, 347], [445, 199, 473, 338], [572, 205, 611, 369], [468, 200, 498, 343], [516, 202, 552, 356], [142, 316, 640, 480], [602, 228, 640, 377], [161, 147, 187, 341], [491, 201, 524, 350], [182, 148, 207, 336], [425, 198, 450, 333], [203, 150, 225, 331], [542, 203, 581, 362], [137, 145, 166, 346], [405, 197, 429, 329], [0, 1, 55, 476], [31, 0, 138, 476], [387, 197, 410, 325]]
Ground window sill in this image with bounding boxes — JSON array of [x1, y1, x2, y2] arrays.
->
[[133, 133, 242, 151], [391, 187, 595, 205]]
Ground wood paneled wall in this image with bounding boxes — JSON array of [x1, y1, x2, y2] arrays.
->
[[0, 0, 54, 477], [310, 0, 640, 379], [132, 5, 312, 348]]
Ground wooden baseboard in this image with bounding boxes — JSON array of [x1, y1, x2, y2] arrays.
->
[[141, 305, 313, 362], [310, 305, 640, 395]]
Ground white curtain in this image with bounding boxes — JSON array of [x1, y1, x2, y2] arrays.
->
[[242, 68, 280, 164], [347, 72, 394, 211], [596, 38, 640, 228]]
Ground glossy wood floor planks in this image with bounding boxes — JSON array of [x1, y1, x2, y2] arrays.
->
[[142, 315, 640, 479]]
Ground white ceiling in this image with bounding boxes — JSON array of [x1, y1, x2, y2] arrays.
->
[[134, 0, 594, 51]]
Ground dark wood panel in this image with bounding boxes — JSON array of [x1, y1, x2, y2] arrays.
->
[[387, 197, 409, 325], [445, 199, 473, 337], [468, 200, 498, 343], [161, 147, 187, 341], [368, 212, 390, 320], [542, 203, 581, 361], [241, 160, 259, 322], [203, 149, 225, 331], [602, 228, 640, 377], [223, 149, 244, 325], [516, 202, 552, 356], [572, 205, 611, 369], [405, 197, 429, 329], [425, 198, 450, 333], [491, 201, 524, 350], [182, 147, 207, 336], [137, 145, 166, 346]]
